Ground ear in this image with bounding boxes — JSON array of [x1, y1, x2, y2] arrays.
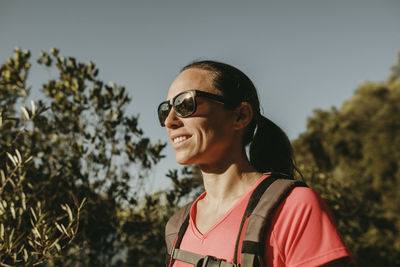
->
[[233, 102, 253, 130]]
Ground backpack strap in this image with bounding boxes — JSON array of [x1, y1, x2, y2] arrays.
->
[[165, 201, 192, 266], [234, 175, 307, 266], [170, 249, 239, 266]]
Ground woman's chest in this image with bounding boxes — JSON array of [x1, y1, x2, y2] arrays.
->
[[175, 199, 249, 266]]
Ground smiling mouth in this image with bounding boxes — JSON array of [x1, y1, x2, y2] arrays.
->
[[173, 136, 189, 144]]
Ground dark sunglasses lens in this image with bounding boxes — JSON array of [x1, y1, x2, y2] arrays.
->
[[158, 102, 171, 126], [174, 93, 195, 117]]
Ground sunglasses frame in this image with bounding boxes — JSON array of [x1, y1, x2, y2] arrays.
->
[[158, 90, 226, 126]]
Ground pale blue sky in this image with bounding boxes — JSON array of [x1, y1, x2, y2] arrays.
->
[[1, 0, 399, 191]]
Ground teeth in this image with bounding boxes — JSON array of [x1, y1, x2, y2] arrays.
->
[[173, 136, 188, 144]]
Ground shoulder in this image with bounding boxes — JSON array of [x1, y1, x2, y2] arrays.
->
[[165, 201, 194, 255], [270, 186, 336, 233], [286, 186, 323, 202], [269, 186, 339, 248], [278, 186, 330, 217], [266, 187, 351, 266], [166, 192, 206, 233], [166, 201, 193, 232]]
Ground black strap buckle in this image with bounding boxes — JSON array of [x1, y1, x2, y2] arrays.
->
[[195, 255, 222, 267]]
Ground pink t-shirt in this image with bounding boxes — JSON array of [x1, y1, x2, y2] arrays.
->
[[173, 175, 351, 267]]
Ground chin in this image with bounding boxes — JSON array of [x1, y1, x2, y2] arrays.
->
[[175, 153, 197, 166], [175, 157, 193, 166]]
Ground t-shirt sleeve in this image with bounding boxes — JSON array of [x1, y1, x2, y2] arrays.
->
[[265, 187, 352, 267]]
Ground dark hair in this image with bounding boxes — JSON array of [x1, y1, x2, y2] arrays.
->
[[182, 60, 296, 177]]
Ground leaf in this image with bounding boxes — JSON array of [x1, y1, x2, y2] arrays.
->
[[23, 248, 28, 262], [0, 223, 4, 240], [6, 152, 17, 167], [24, 156, 33, 164], [30, 207, 37, 222], [30, 100, 36, 115], [65, 204, 73, 222], [54, 222, 63, 234], [32, 227, 41, 238], [21, 106, 30, 120], [15, 149, 22, 164], [0, 170, 5, 184], [10, 205, 16, 219]]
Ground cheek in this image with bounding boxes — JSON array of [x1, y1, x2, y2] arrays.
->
[[211, 112, 235, 134], [201, 118, 235, 146], [187, 106, 236, 149]]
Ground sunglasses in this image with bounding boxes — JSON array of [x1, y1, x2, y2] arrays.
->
[[157, 90, 226, 126]]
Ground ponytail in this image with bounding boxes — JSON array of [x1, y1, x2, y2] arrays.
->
[[249, 115, 294, 176]]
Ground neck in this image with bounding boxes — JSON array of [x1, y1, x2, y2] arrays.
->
[[199, 157, 262, 205]]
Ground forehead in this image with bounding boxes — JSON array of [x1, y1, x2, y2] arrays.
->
[[167, 68, 218, 99]]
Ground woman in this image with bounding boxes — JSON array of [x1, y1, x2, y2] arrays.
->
[[159, 61, 351, 266]]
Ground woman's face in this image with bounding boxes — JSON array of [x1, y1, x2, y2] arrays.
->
[[164, 68, 238, 167]]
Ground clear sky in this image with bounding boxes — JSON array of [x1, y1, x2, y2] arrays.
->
[[1, 0, 400, 191]]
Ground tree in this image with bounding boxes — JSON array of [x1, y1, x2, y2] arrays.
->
[[0, 47, 178, 266], [116, 166, 202, 266], [0, 127, 85, 266], [294, 52, 400, 266], [0, 48, 87, 266]]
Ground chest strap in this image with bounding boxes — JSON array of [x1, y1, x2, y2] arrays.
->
[[171, 247, 239, 267]]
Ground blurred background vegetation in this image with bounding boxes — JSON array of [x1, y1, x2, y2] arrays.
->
[[0, 48, 399, 266]]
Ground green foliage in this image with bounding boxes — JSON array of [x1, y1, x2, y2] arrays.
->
[[116, 166, 202, 266], [0, 47, 176, 266], [0, 145, 85, 266], [0, 50, 86, 265], [294, 52, 400, 266]]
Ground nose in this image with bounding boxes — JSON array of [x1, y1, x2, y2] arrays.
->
[[164, 107, 182, 128]]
